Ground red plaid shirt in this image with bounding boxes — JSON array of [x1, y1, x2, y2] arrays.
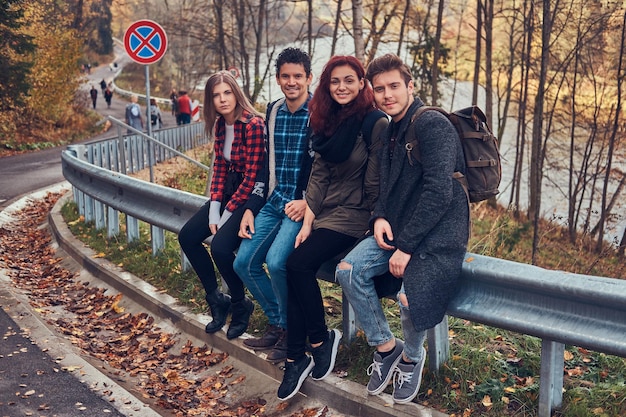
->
[[210, 110, 266, 212]]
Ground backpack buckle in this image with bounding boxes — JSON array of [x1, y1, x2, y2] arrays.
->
[[405, 142, 415, 166]]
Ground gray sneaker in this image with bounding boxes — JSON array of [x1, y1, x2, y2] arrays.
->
[[392, 346, 426, 404], [366, 339, 404, 395]]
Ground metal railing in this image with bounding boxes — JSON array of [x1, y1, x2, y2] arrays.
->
[[61, 133, 626, 417]]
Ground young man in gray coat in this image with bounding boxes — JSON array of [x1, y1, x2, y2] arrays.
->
[[335, 53, 469, 404]]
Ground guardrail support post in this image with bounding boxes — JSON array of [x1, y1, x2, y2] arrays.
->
[[66, 145, 84, 212], [126, 215, 139, 243], [107, 206, 119, 238], [181, 249, 191, 271], [117, 125, 127, 175], [151, 225, 164, 255], [341, 291, 357, 343], [427, 316, 450, 372], [538, 339, 564, 417]]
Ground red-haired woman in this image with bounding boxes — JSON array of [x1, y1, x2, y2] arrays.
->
[[277, 56, 389, 400], [178, 71, 265, 340]]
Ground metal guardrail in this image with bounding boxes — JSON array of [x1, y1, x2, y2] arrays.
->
[[61, 140, 626, 417]]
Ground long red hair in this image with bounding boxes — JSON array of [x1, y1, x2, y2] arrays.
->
[[309, 56, 375, 137]]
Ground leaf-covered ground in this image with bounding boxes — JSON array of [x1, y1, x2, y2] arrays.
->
[[0, 192, 334, 417]]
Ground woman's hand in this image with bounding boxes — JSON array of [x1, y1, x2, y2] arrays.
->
[[238, 209, 255, 239], [294, 224, 312, 248]]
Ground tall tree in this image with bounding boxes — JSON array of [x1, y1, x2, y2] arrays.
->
[[595, 7, 625, 253], [0, 0, 35, 111], [431, 0, 445, 104], [352, 0, 364, 62], [530, 0, 555, 263], [483, 0, 494, 127], [472, 0, 482, 105], [397, 0, 411, 56], [331, 0, 343, 56], [330, 0, 343, 56]]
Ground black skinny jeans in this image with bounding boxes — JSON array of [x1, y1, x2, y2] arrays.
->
[[285, 228, 358, 360], [178, 203, 247, 303]]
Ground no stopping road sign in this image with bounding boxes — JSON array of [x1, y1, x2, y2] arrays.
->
[[124, 20, 168, 65]]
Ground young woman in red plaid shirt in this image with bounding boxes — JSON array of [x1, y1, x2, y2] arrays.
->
[[178, 71, 265, 340]]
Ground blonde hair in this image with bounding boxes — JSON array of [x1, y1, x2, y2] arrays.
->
[[203, 71, 262, 139]]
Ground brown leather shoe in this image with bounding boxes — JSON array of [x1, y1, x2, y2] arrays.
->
[[265, 330, 288, 363], [243, 324, 284, 350]]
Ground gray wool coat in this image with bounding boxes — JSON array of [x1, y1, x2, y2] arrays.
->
[[372, 98, 470, 332]]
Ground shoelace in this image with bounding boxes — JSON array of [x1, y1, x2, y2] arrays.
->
[[366, 359, 383, 378], [393, 366, 413, 388]]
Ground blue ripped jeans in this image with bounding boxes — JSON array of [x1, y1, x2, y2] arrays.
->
[[335, 235, 426, 363]]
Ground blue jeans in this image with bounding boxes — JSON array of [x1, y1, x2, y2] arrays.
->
[[335, 235, 426, 363], [233, 203, 302, 330]]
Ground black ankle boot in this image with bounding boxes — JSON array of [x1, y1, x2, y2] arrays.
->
[[205, 290, 231, 334], [226, 297, 254, 340]]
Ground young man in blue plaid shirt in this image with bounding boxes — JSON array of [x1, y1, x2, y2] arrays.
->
[[234, 47, 314, 363]]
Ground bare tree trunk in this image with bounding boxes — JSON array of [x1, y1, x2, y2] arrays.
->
[[567, 6, 583, 244], [352, 0, 365, 62], [236, 0, 250, 96], [397, 0, 411, 56], [307, 0, 313, 58], [251, 0, 267, 102], [595, 8, 625, 253], [72, 0, 84, 30], [448, 0, 467, 110], [530, 0, 553, 264], [472, 0, 482, 106], [213, 0, 228, 69], [364, 2, 398, 66], [431, 0, 445, 104], [510, 0, 533, 218], [331, 0, 343, 56], [484, 0, 494, 128]]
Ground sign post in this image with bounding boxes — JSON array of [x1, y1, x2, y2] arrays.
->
[[123, 20, 168, 182]]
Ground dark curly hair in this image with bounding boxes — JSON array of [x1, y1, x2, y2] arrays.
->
[[309, 55, 375, 136], [275, 47, 311, 77]]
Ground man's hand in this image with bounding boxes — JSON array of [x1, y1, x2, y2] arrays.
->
[[389, 249, 411, 278], [284, 199, 306, 222], [209, 224, 218, 235], [238, 209, 255, 239], [373, 218, 395, 250]]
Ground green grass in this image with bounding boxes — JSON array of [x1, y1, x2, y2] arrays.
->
[[59, 159, 626, 417]]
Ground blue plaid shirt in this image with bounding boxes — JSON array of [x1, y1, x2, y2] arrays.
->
[[267, 98, 311, 211]]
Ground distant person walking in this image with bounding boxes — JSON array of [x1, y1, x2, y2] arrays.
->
[[125, 94, 143, 134], [89, 86, 98, 109], [170, 89, 178, 117], [100, 79, 107, 94], [104, 87, 113, 109], [177, 90, 192, 125], [149, 98, 163, 129]]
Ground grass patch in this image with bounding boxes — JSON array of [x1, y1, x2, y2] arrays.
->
[[59, 157, 626, 417]]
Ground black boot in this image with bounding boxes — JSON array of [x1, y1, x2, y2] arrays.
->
[[205, 290, 231, 334], [226, 297, 254, 340]]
